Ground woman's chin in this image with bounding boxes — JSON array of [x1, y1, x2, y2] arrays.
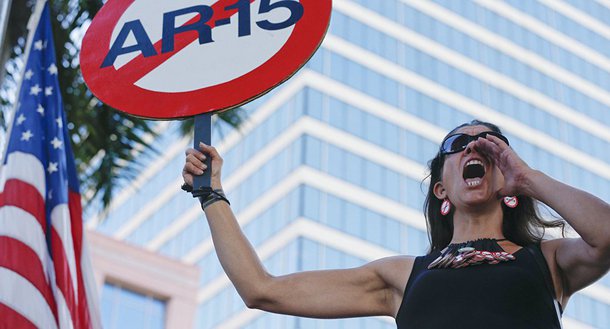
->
[[460, 192, 499, 209]]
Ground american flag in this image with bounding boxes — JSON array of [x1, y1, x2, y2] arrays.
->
[[0, 2, 101, 328]]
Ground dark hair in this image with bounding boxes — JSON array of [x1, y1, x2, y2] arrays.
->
[[423, 120, 565, 253]]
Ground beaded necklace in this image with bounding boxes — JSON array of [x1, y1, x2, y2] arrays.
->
[[428, 238, 516, 269]]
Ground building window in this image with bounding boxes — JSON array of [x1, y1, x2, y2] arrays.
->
[[101, 282, 166, 329]]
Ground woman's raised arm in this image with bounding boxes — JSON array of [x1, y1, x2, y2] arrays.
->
[[183, 143, 414, 318], [476, 135, 610, 301], [524, 172, 610, 296]]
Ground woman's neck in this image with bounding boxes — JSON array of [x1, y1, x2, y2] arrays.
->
[[450, 205, 504, 243]]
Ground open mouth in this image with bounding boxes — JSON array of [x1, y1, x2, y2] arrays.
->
[[463, 159, 486, 187]]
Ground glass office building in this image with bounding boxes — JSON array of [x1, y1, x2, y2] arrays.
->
[[88, 1, 610, 328]]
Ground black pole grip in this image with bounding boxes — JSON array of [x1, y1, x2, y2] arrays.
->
[[192, 113, 212, 198]]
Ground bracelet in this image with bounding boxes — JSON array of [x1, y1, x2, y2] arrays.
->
[[182, 183, 230, 209], [199, 189, 230, 210]]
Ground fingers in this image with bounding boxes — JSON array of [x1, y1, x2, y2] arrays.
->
[[485, 134, 510, 151], [185, 147, 206, 161], [198, 142, 223, 163], [183, 147, 208, 175], [186, 153, 207, 171], [186, 143, 222, 162], [183, 143, 224, 190], [184, 143, 223, 174], [474, 137, 501, 159], [184, 161, 206, 175]]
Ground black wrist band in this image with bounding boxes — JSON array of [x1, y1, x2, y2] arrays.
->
[[181, 183, 193, 193], [183, 183, 229, 209], [199, 189, 230, 210]]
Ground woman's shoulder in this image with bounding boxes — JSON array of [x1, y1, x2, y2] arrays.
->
[[369, 255, 416, 275], [367, 256, 416, 289], [370, 253, 441, 288]]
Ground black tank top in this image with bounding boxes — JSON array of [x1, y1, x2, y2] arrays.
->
[[396, 243, 563, 329]]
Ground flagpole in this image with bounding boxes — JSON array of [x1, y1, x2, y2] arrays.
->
[[1, 0, 47, 162], [0, 0, 13, 56]]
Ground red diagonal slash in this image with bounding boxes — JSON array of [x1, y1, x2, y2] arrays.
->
[[113, 0, 256, 85]]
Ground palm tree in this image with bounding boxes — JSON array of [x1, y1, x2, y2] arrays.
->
[[1, 0, 245, 208]]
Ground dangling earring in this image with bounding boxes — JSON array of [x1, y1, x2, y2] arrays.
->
[[440, 199, 451, 216], [503, 196, 518, 208]]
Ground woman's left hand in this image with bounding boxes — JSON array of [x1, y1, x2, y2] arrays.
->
[[474, 134, 535, 197]]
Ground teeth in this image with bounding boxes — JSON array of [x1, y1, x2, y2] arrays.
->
[[466, 179, 482, 187], [466, 159, 483, 166]]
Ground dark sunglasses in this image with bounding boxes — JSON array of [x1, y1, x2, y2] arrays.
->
[[440, 131, 509, 155]]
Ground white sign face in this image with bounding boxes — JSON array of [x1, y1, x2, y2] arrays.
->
[[81, 0, 332, 119], [112, 0, 293, 92]]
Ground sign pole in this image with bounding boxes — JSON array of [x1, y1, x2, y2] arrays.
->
[[192, 113, 212, 198]]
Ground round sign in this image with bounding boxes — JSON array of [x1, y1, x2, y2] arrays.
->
[[80, 0, 331, 119]]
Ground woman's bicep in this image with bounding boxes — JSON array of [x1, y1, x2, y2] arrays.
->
[[549, 238, 610, 298]]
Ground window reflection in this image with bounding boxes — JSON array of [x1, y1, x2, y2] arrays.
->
[[101, 282, 166, 329]]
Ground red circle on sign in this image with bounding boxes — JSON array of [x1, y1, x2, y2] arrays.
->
[[80, 0, 331, 119]]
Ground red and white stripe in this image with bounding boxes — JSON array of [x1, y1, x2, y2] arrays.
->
[[0, 152, 101, 329]]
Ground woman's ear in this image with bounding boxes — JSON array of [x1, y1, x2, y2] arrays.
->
[[433, 181, 447, 200]]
